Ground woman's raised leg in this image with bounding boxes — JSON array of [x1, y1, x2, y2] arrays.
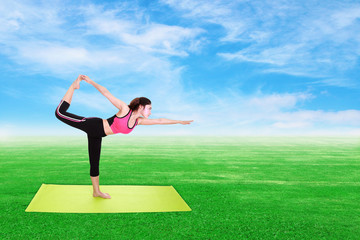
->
[[62, 75, 82, 104]]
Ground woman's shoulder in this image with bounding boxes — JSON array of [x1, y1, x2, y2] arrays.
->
[[137, 117, 144, 124], [115, 105, 131, 118]]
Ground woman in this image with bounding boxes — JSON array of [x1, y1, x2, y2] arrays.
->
[[55, 75, 193, 199]]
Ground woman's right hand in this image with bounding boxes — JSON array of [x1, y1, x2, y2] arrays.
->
[[81, 75, 92, 83]]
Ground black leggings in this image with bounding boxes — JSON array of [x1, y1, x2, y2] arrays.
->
[[55, 100, 106, 177]]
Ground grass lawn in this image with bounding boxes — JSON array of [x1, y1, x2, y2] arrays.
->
[[1, 136, 359, 239]]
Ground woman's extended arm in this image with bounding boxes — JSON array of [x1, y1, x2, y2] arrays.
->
[[138, 118, 193, 125], [81, 75, 127, 110]]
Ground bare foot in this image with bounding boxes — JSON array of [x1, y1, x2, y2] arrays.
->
[[93, 191, 111, 199], [72, 78, 81, 89]]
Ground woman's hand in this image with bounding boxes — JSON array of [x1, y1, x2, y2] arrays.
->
[[180, 120, 193, 125], [81, 75, 92, 84]]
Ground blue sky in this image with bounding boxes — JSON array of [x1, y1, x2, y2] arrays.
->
[[1, 0, 360, 136]]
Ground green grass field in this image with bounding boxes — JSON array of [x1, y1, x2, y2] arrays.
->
[[1, 136, 359, 239]]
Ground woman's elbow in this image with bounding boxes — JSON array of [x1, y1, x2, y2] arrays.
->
[[157, 118, 164, 124], [156, 118, 176, 125], [102, 87, 110, 96]]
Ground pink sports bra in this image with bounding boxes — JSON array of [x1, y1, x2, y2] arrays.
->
[[107, 109, 138, 134]]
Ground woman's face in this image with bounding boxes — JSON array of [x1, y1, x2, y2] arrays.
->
[[141, 104, 152, 118]]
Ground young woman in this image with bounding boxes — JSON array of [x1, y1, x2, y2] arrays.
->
[[55, 75, 193, 199]]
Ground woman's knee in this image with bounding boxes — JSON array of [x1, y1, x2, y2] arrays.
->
[[55, 101, 68, 119], [90, 170, 99, 177]]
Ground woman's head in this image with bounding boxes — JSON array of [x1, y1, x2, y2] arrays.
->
[[129, 97, 152, 118]]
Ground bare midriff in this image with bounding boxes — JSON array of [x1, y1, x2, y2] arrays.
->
[[102, 119, 114, 136]]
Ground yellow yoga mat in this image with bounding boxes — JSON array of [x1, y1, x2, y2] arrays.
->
[[25, 184, 191, 213]]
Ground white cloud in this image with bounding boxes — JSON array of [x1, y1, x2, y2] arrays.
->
[[311, 78, 358, 88], [13, 42, 92, 73], [120, 24, 204, 56], [162, 0, 233, 19], [161, 0, 244, 42], [163, 0, 360, 86], [0, 1, 66, 38], [273, 121, 311, 129], [0, 2, 203, 75], [189, 89, 360, 135], [246, 92, 312, 112], [81, 4, 204, 56], [219, 43, 305, 66], [262, 109, 360, 127], [330, 7, 360, 29], [0, 0, 205, 79]]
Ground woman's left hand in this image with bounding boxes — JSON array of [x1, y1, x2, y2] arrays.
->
[[181, 120, 193, 125]]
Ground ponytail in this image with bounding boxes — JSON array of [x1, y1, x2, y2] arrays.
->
[[128, 97, 151, 111]]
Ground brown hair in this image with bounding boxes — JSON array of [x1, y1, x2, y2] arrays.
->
[[128, 97, 151, 111]]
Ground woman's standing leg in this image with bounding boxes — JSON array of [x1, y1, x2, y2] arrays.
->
[[88, 136, 111, 199]]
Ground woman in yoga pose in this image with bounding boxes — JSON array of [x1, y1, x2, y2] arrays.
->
[[55, 75, 193, 199]]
